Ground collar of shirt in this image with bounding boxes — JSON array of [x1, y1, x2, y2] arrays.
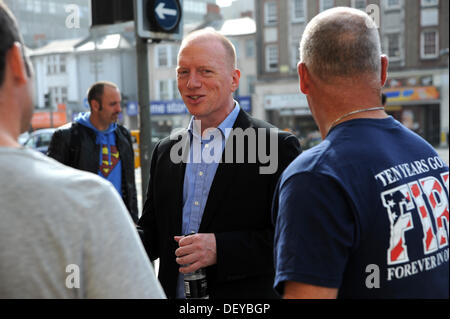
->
[[187, 101, 241, 143]]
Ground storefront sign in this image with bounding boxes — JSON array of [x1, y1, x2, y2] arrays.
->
[[237, 96, 252, 113], [150, 100, 188, 115], [383, 86, 440, 104], [150, 96, 252, 115], [32, 110, 67, 129], [264, 93, 308, 110]]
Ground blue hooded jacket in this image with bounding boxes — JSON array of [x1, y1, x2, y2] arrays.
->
[[75, 112, 122, 196]]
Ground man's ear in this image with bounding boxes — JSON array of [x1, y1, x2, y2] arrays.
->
[[231, 68, 241, 92], [298, 62, 310, 95], [380, 55, 389, 87], [90, 99, 100, 112], [7, 42, 28, 85]]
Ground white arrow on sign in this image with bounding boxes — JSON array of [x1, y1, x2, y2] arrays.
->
[[155, 2, 177, 20]]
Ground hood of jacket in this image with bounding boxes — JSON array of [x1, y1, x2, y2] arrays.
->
[[75, 112, 117, 166]]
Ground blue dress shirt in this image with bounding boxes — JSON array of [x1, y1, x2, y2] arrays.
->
[[176, 102, 241, 298]]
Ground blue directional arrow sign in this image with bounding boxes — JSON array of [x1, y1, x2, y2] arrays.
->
[[136, 0, 183, 40], [149, 0, 181, 32], [154, 0, 180, 31]]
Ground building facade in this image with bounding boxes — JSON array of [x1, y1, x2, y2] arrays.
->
[[4, 0, 90, 48], [254, 0, 449, 148]]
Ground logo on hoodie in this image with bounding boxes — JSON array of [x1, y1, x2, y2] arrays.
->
[[100, 145, 120, 177]]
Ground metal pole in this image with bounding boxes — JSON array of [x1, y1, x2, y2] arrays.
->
[[135, 28, 152, 201]]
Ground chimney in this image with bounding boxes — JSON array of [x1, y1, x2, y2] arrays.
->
[[204, 3, 222, 23], [241, 11, 253, 18], [207, 3, 221, 15]]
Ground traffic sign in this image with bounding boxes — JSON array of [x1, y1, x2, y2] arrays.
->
[[135, 0, 183, 41], [153, 0, 181, 31]]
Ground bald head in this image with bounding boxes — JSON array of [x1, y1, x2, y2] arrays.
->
[[300, 7, 381, 82], [179, 29, 237, 70]]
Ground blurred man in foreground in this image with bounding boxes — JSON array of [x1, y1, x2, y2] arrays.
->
[[0, 1, 165, 299]]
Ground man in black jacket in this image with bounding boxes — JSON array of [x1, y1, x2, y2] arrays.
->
[[138, 30, 301, 299], [47, 81, 138, 223]]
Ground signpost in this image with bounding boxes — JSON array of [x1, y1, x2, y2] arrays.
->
[[133, 0, 183, 197]]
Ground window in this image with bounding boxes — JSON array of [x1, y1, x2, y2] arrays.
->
[[47, 56, 52, 75], [291, 45, 300, 69], [264, 27, 278, 43], [172, 45, 179, 67], [264, 2, 278, 25], [184, 0, 207, 14], [48, 2, 56, 14], [386, 33, 401, 59], [34, 0, 41, 13], [421, 8, 439, 27], [158, 80, 170, 101], [156, 80, 179, 101], [59, 55, 66, 73], [421, 30, 439, 59], [172, 79, 181, 100], [61, 87, 68, 104], [320, 0, 334, 12], [385, 0, 401, 10], [26, 0, 33, 11], [245, 39, 255, 58], [421, 0, 439, 7], [156, 45, 178, 68], [156, 46, 169, 68], [265, 45, 279, 72], [247, 75, 256, 95], [89, 55, 103, 74], [292, 0, 306, 22], [352, 0, 367, 10]]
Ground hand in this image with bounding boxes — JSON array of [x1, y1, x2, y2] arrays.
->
[[174, 233, 217, 274]]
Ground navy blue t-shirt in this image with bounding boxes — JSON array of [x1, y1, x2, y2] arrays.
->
[[273, 117, 449, 298]]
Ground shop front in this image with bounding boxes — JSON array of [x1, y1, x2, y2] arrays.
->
[[383, 78, 442, 146], [264, 93, 319, 150], [148, 96, 253, 141]]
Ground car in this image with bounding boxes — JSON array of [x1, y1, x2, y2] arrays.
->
[[22, 128, 56, 154]]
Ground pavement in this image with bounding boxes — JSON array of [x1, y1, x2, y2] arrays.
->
[[135, 167, 143, 219], [436, 147, 449, 165]]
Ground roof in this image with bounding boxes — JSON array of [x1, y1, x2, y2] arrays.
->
[[75, 34, 132, 52], [30, 38, 83, 56], [29, 33, 133, 57], [193, 16, 256, 37], [219, 17, 256, 36]]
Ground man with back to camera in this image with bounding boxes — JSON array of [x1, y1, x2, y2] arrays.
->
[[47, 81, 138, 223], [138, 29, 301, 299], [0, 1, 165, 298], [272, 7, 449, 298]]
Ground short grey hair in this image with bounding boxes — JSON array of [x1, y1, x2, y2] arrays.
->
[[300, 7, 381, 81]]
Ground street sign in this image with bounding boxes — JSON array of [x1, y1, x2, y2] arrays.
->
[[152, 0, 181, 31], [135, 0, 183, 41]]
